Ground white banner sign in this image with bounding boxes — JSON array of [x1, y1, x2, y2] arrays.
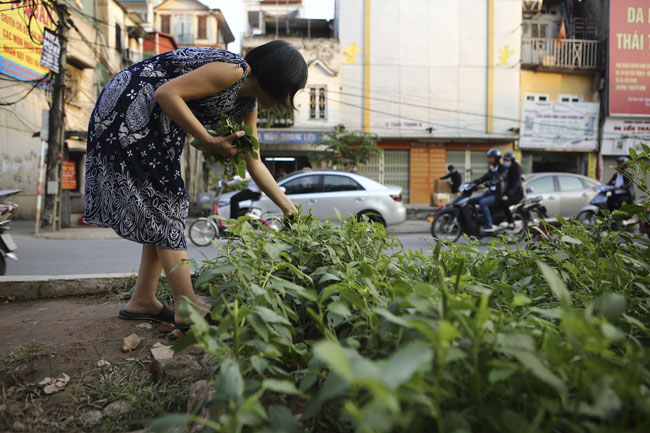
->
[[519, 101, 599, 150], [601, 118, 650, 155]]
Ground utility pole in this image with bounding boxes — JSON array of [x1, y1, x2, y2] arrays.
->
[[43, 1, 69, 231]]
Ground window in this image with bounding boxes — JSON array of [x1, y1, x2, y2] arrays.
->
[[309, 86, 326, 119], [115, 24, 122, 52], [323, 175, 363, 192], [527, 176, 555, 194], [160, 15, 170, 34], [525, 93, 550, 102], [559, 94, 583, 103], [197, 15, 207, 39], [581, 178, 599, 189], [282, 175, 321, 195], [557, 175, 584, 191]]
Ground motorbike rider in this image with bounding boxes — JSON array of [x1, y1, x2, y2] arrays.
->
[[607, 156, 633, 212], [468, 149, 506, 232], [500, 152, 524, 230]]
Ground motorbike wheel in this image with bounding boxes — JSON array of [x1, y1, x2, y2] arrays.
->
[[576, 210, 596, 226], [0, 255, 5, 276], [189, 219, 219, 246], [431, 210, 462, 243]]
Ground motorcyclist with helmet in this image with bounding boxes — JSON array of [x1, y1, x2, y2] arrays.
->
[[468, 149, 506, 232], [500, 152, 524, 230], [606, 156, 633, 212]]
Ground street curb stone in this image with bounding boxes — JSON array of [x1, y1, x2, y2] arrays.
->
[[0, 273, 136, 301]]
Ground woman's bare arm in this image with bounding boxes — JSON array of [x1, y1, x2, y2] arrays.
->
[[238, 106, 297, 215], [153, 62, 245, 156]]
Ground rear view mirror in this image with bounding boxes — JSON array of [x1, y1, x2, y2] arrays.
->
[[526, 186, 534, 194]]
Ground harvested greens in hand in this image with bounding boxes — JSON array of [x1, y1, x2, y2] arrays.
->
[[190, 114, 259, 178]]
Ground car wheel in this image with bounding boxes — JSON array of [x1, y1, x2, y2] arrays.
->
[[189, 219, 219, 246], [357, 210, 386, 227], [431, 210, 461, 242], [576, 210, 596, 226]]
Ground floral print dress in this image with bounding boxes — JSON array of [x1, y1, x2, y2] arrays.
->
[[84, 48, 256, 249]]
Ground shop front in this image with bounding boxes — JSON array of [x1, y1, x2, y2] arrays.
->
[[519, 100, 599, 178]]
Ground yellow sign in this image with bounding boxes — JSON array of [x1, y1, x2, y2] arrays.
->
[[497, 44, 515, 66], [0, 1, 55, 87], [587, 152, 597, 179], [343, 42, 361, 64]]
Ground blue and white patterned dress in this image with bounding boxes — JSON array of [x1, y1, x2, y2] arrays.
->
[[84, 48, 256, 249]]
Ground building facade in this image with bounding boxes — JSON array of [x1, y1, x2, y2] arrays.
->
[[338, 0, 521, 204], [517, 0, 601, 178], [0, 0, 146, 223], [241, 0, 340, 178]]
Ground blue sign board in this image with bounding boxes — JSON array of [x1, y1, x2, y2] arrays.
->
[[258, 131, 323, 145]]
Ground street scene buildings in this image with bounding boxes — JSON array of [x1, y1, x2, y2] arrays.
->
[[0, 0, 647, 224]]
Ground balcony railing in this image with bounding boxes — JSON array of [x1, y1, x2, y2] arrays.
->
[[175, 33, 194, 45], [521, 38, 599, 69]]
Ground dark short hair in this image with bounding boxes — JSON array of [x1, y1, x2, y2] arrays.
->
[[244, 40, 308, 109], [447, 165, 454, 171]]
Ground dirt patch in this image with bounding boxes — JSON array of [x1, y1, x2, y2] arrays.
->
[[0, 297, 196, 433]]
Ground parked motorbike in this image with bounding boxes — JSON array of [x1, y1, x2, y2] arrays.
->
[[431, 183, 547, 243], [188, 182, 283, 246], [0, 189, 20, 275]]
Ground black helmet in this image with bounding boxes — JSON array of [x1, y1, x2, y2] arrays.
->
[[487, 149, 501, 158], [617, 156, 630, 163], [503, 151, 515, 161]]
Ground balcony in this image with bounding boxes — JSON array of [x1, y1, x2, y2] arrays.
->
[[175, 33, 194, 45], [521, 38, 599, 70]]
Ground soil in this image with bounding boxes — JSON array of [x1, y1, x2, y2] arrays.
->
[[0, 297, 187, 433]]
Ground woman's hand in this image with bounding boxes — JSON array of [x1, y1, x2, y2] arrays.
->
[[202, 131, 246, 157]]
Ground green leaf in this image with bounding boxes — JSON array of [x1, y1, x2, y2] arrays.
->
[[171, 331, 197, 352], [380, 341, 433, 389], [597, 293, 626, 321], [560, 235, 582, 245], [248, 313, 270, 342], [255, 306, 291, 325], [319, 273, 341, 284], [251, 355, 268, 375], [218, 359, 244, 401], [537, 261, 571, 306], [601, 323, 625, 341], [513, 293, 532, 306], [313, 340, 352, 382], [262, 379, 304, 395], [267, 405, 304, 433], [488, 367, 516, 384], [509, 349, 566, 393], [327, 301, 351, 317], [147, 414, 193, 432]]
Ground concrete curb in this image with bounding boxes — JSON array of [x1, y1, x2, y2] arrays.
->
[[0, 273, 136, 301]]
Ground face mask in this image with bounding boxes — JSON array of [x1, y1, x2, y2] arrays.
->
[[504, 161, 511, 167]]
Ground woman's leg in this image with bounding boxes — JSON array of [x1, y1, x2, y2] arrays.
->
[[125, 245, 164, 314], [155, 246, 210, 323]]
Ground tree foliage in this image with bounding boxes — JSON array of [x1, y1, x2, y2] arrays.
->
[[310, 127, 380, 169]]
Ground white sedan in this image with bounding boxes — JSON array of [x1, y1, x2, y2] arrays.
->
[[220, 171, 407, 226]]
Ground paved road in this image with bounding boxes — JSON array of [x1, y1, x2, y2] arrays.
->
[[4, 220, 437, 276]]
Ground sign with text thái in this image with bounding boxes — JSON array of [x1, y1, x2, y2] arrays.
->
[[609, 0, 650, 115]]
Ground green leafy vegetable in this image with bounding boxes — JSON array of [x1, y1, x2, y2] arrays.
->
[[189, 113, 259, 178]]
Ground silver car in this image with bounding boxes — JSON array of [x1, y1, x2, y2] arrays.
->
[[234, 171, 407, 226], [525, 172, 600, 220]]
